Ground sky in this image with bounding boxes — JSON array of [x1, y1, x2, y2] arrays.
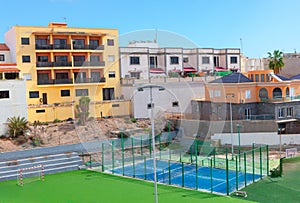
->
[[1, 0, 300, 58]]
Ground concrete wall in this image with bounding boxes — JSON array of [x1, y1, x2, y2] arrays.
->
[[212, 132, 300, 146], [0, 50, 12, 63], [0, 80, 27, 135]]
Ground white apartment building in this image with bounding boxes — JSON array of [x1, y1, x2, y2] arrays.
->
[[240, 54, 267, 73], [0, 44, 27, 136], [119, 41, 241, 80]]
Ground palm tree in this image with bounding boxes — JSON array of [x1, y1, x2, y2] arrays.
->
[[268, 50, 284, 74], [7, 116, 29, 138]]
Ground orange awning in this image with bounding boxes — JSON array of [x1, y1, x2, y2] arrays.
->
[[0, 68, 20, 73]]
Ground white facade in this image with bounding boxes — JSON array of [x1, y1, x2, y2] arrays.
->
[[240, 55, 265, 73], [120, 41, 241, 80], [0, 50, 12, 64], [0, 79, 28, 136]]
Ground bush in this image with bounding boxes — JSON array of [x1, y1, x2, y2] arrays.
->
[[130, 118, 137, 123], [53, 118, 63, 123]]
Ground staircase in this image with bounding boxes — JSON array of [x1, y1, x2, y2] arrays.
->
[[0, 152, 83, 182]]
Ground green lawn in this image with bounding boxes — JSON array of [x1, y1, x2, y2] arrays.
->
[[232, 156, 300, 203], [0, 170, 253, 203]]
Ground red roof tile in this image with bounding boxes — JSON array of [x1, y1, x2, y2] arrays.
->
[[0, 44, 9, 51]]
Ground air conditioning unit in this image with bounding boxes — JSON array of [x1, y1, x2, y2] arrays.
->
[[240, 99, 245, 103]]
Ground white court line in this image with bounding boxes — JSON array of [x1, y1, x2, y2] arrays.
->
[[212, 173, 244, 189]]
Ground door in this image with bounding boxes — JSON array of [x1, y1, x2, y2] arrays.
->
[[42, 93, 47, 105]]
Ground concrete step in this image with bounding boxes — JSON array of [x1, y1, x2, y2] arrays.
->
[[0, 152, 78, 168]]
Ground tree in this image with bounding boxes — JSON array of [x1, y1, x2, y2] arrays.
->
[[268, 50, 284, 74], [76, 96, 91, 126], [7, 116, 29, 138]]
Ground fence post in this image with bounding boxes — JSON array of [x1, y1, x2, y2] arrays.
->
[[140, 135, 143, 156], [196, 160, 198, 190], [122, 137, 124, 176], [112, 140, 114, 174], [159, 134, 162, 160], [235, 155, 238, 191], [102, 143, 104, 172], [195, 140, 198, 165], [226, 156, 229, 195], [182, 162, 184, 187], [213, 148, 216, 168], [260, 146, 262, 179], [266, 145, 269, 176], [244, 152, 247, 187], [210, 158, 213, 193], [168, 120, 171, 144], [149, 136, 152, 158], [132, 137, 135, 178], [168, 160, 171, 185], [252, 143, 255, 183], [144, 156, 147, 180]]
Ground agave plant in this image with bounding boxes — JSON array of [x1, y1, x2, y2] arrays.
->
[[7, 116, 29, 138]]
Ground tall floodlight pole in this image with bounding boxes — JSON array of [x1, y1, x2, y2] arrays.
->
[[149, 86, 158, 203]]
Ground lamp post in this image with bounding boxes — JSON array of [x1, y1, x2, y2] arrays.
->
[[138, 84, 165, 203], [278, 127, 283, 158], [237, 123, 241, 169], [226, 94, 235, 160]]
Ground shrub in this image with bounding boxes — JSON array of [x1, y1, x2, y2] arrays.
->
[[130, 118, 137, 123], [7, 116, 29, 138]]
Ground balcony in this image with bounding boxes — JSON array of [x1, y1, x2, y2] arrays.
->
[[53, 44, 71, 50], [74, 77, 106, 84], [74, 61, 105, 67], [37, 79, 73, 85], [36, 44, 53, 50], [53, 61, 72, 67], [36, 62, 53, 67], [35, 44, 104, 50]]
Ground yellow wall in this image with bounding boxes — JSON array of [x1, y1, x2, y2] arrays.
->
[[28, 105, 74, 122], [7, 23, 126, 122]]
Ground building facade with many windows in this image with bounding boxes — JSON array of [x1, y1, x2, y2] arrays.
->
[[120, 41, 240, 80], [5, 22, 129, 122]]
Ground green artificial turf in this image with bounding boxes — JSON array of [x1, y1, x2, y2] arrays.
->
[[0, 170, 253, 203], [232, 156, 300, 203]]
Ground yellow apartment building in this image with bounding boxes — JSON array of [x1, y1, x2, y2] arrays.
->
[[4, 22, 130, 122]]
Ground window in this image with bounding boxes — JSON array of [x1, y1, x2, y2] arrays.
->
[[150, 56, 158, 68], [278, 108, 285, 118], [61, 90, 70, 97], [202, 56, 210, 64], [245, 90, 251, 99], [90, 55, 100, 62], [130, 56, 140, 65], [250, 74, 254, 81], [130, 72, 140, 79], [36, 38, 47, 45], [89, 39, 99, 46], [75, 89, 89, 97], [0, 91, 9, 99], [37, 56, 48, 62], [36, 109, 45, 113], [112, 104, 120, 107], [73, 39, 85, 46], [230, 56, 238, 64], [170, 56, 179, 64], [214, 90, 221, 97], [55, 55, 68, 62], [245, 108, 251, 120], [108, 55, 115, 62], [183, 57, 189, 63], [107, 39, 114, 46], [22, 56, 31, 63], [73, 55, 85, 62], [21, 37, 30, 45], [109, 71, 116, 78], [255, 74, 259, 82], [261, 74, 265, 82], [287, 107, 293, 117], [54, 39, 67, 45], [29, 91, 39, 98], [103, 88, 114, 100], [91, 72, 101, 82], [0, 54, 4, 61]]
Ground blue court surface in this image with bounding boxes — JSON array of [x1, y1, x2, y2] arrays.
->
[[111, 159, 262, 195]]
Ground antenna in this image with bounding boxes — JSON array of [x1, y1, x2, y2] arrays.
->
[[63, 17, 67, 23], [240, 38, 243, 54], [154, 29, 158, 43]]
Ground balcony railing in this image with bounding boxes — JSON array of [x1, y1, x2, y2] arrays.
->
[[244, 114, 275, 120], [36, 44, 104, 50], [36, 62, 53, 67], [53, 44, 71, 50], [53, 61, 72, 67], [74, 61, 105, 67], [74, 77, 106, 84], [37, 79, 73, 85]]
